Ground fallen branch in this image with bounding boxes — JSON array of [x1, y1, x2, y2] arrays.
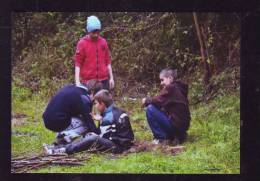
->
[[16, 160, 53, 173], [12, 153, 90, 173], [51, 161, 84, 166]]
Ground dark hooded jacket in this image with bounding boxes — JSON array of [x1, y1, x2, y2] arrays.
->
[[99, 106, 134, 151], [144, 81, 191, 132], [42, 84, 98, 133]]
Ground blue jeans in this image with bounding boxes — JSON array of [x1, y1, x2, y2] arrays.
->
[[146, 104, 180, 140]]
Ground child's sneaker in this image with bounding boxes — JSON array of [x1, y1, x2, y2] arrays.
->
[[151, 139, 179, 146], [151, 139, 160, 145], [151, 139, 167, 145], [43, 144, 54, 155]]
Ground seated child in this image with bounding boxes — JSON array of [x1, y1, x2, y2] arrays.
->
[[42, 80, 103, 145], [142, 68, 191, 145], [44, 89, 134, 155]]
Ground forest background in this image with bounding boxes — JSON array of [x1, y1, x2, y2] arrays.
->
[[11, 12, 240, 173]]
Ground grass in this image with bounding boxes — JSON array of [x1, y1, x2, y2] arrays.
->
[[11, 84, 240, 173]]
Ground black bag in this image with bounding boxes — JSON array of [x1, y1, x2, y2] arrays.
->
[[99, 107, 134, 150]]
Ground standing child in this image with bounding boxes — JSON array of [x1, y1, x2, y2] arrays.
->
[[142, 68, 191, 145], [44, 89, 134, 155], [74, 15, 114, 90]]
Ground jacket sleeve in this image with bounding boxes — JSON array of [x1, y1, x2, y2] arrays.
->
[[74, 40, 85, 67], [78, 95, 99, 134], [144, 86, 171, 108]]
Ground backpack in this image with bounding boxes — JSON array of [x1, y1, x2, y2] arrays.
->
[[100, 107, 134, 150]]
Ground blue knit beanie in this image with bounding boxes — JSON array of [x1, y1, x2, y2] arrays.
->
[[86, 16, 101, 33]]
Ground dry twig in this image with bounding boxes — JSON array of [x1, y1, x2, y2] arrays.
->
[[12, 153, 90, 173]]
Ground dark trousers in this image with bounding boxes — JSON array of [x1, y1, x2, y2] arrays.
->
[[101, 79, 109, 91], [83, 79, 110, 91], [145, 104, 185, 140], [65, 133, 115, 154]]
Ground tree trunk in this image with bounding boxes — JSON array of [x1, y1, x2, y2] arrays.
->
[[192, 12, 211, 86]]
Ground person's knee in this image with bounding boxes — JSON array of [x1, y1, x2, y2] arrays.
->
[[146, 104, 156, 113], [146, 104, 159, 118]]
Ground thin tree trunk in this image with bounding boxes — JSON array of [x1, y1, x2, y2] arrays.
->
[[192, 12, 210, 86]]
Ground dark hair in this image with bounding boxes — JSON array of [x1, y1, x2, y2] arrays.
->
[[160, 68, 178, 80], [85, 79, 103, 95], [94, 89, 113, 107]]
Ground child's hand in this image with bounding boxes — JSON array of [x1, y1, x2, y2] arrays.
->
[[141, 98, 146, 106], [75, 80, 81, 87], [109, 78, 115, 90]]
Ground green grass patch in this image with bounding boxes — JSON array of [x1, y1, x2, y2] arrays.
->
[[12, 84, 56, 157], [12, 83, 240, 173]]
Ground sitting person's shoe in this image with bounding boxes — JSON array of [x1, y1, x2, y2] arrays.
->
[[43, 144, 54, 155], [151, 139, 161, 145], [160, 139, 178, 146], [152, 139, 170, 145], [170, 138, 180, 146], [152, 138, 180, 146]]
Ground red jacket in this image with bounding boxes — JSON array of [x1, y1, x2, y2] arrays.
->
[[74, 35, 111, 83]]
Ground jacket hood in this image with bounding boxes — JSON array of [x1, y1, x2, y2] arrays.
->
[[82, 35, 101, 42], [76, 85, 90, 96], [173, 81, 189, 97]]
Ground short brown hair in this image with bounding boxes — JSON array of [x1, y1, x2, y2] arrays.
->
[[94, 89, 113, 107], [160, 68, 178, 80], [85, 80, 103, 94]]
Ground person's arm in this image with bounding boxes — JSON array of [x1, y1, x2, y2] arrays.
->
[[74, 40, 85, 86], [75, 66, 81, 86], [104, 40, 114, 90], [143, 86, 171, 108], [79, 95, 99, 134], [107, 64, 115, 89]]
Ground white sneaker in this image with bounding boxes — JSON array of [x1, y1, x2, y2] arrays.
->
[[152, 139, 160, 145], [151, 139, 173, 145], [43, 144, 66, 155], [43, 144, 54, 155]]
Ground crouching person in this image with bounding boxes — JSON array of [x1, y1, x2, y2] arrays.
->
[[42, 80, 103, 146], [142, 68, 191, 145], [44, 89, 134, 155]]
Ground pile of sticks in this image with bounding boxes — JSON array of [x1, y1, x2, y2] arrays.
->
[[12, 141, 186, 173], [11, 154, 90, 173]]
